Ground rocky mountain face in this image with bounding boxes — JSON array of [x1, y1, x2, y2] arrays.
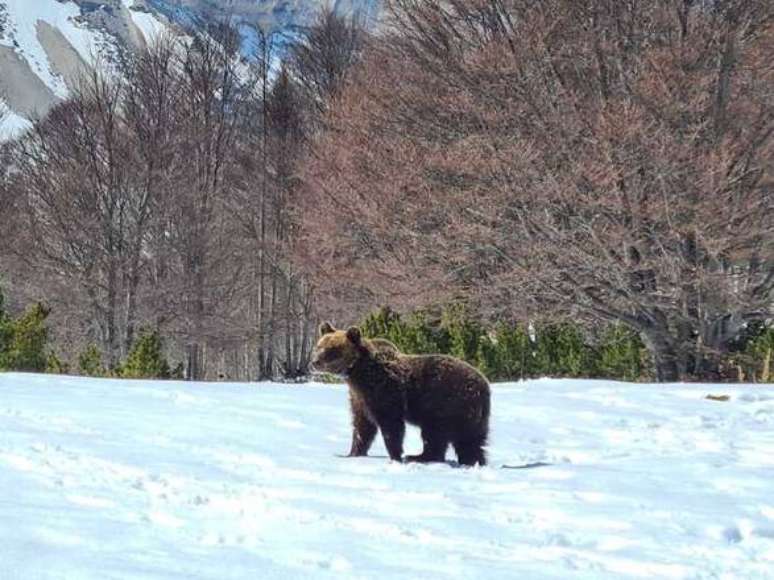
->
[[0, 0, 377, 139], [146, 0, 378, 31]]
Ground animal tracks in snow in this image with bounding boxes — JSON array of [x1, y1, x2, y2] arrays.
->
[[1, 373, 774, 579]]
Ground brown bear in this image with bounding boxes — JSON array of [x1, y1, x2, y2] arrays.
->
[[313, 322, 491, 466], [330, 325, 401, 457]]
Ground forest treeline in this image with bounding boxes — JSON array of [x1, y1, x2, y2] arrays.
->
[[1, 1, 773, 383], [2, 284, 773, 382]]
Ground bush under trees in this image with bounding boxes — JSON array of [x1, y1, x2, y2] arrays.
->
[[0, 287, 56, 373], [362, 304, 774, 383], [477, 324, 533, 382], [0, 287, 11, 364], [120, 329, 171, 380], [78, 344, 106, 378], [360, 306, 653, 382], [729, 324, 774, 383], [75, 331, 177, 380]]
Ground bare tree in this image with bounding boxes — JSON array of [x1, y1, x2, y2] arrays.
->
[[12, 69, 139, 367], [289, 6, 367, 120], [0, 101, 12, 221], [121, 35, 186, 354], [224, 10, 369, 380], [252, 25, 282, 380], [0, 128, 17, 263], [170, 24, 249, 380], [266, 66, 312, 378], [300, 0, 774, 381]]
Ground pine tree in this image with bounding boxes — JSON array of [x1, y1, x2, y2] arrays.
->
[[361, 306, 403, 344], [532, 323, 593, 378], [398, 311, 449, 354], [78, 344, 106, 377], [595, 324, 648, 381], [744, 326, 774, 383], [121, 329, 171, 379], [0, 287, 11, 370], [1, 303, 50, 372], [361, 307, 450, 355], [442, 304, 483, 365], [46, 352, 69, 375], [477, 324, 533, 381]]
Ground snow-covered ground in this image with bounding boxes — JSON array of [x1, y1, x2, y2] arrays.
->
[[1, 373, 773, 579]]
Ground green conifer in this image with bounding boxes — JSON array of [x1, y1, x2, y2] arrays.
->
[[121, 329, 171, 379]]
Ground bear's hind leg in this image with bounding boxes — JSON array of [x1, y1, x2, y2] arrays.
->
[[405, 428, 449, 463], [453, 434, 487, 467]]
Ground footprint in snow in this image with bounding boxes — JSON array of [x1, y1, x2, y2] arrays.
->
[[723, 525, 743, 543], [66, 494, 116, 509]]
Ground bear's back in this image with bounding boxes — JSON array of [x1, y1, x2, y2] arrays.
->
[[394, 354, 490, 426], [399, 354, 488, 392]]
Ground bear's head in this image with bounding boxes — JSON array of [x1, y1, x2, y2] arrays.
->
[[311, 322, 366, 375]]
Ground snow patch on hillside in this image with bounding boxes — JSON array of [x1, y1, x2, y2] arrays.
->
[[1, 373, 773, 579], [122, 0, 166, 44], [0, 0, 112, 98], [0, 101, 32, 139]]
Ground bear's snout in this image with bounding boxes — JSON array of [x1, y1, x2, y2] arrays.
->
[[310, 349, 329, 371]]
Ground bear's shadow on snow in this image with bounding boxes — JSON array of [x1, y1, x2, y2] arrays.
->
[[501, 461, 552, 469], [336, 453, 463, 468], [336, 454, 552, 470]]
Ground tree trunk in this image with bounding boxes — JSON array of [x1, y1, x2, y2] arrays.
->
[[256, 77, 268, 380], [106, 257, 119, 370], [186, 342, 200, 381], [641, 330, 680, 382], [124, 260, 142, 358], [298, 286, 314, 376], [761, 346, 771, 383], [266, 265, 277, 379], [284, 281, 294, 378], [654, 349, 680, 382], [186, 251, 205, 381]]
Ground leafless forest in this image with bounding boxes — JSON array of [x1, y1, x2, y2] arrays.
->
[[0, 10, 366, 380], [1, 1, 773, 382]]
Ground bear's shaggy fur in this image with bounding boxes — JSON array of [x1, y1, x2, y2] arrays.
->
[[314, 323, 491, 466]]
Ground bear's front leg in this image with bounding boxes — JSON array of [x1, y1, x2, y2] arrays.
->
[[348, 392, 378, 456], [376, 414, 405, 462]]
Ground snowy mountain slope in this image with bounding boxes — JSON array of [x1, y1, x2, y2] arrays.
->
[[0, 0, 168, 139], [0, 0, 378, 140], [1, 373, 773, 579], [145, 0, 378, 33]]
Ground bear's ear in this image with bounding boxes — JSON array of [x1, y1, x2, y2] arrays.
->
[[346, 326, 362, 345], [319, 322, 335, 336]]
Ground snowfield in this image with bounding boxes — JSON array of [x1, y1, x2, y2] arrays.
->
[[1, 373, 773, 579]]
